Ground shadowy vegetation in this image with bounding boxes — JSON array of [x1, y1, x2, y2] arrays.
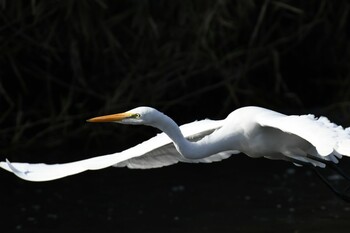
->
[[0, 0, 350, 156]]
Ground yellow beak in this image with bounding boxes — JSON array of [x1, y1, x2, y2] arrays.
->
[[87, 112, 134, 123]]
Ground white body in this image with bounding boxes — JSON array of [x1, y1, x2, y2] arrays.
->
[[1, 106, 350, 182]]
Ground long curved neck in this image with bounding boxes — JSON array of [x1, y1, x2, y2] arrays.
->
[[151, 113, 234, 159]]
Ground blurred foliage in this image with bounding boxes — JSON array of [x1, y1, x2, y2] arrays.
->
[[0, 0, 350, 156]]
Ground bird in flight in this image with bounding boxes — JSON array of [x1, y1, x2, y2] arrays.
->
[[1, 106, 350, 200]]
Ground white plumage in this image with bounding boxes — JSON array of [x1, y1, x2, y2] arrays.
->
[[1, 106, 349, 182]]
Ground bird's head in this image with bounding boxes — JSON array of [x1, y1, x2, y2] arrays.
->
[[87, 106, 160, 126]]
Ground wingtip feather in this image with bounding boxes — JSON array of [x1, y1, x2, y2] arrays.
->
[[0, 159, 12, 172]]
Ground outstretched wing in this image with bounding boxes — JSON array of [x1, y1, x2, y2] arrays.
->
[[257, 111, 350, 159], [114, 125, 236, 169], [0, 119, 236, 182]]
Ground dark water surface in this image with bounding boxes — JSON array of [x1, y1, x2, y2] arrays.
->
[[2, 154, 350, 233]]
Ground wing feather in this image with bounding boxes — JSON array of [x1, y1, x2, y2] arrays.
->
[[0, 119, 235, 181], [257, 112, 350, 157], [115, 128, 237, 169]]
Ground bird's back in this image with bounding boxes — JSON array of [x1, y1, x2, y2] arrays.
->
[[220, 106, 349, 166]]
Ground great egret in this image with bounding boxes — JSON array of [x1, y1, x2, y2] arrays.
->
[[1, 106, 350, 199]]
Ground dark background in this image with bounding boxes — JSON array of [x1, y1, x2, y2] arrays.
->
[[1, 0, 350, 232]]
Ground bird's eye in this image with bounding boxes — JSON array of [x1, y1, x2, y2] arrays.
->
[[133, 113, 141, 119]]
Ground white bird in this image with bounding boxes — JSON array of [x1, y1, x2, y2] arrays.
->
[[1, 106, 350, 193]]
